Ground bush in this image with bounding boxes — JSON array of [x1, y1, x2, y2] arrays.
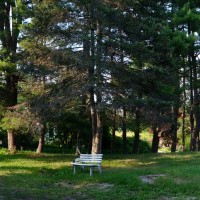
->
[[138, 139, 151, 153], [128, 137, 151, 153]]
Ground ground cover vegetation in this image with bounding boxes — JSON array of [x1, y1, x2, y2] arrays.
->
[[0, 0, 200, 154], [0, 151, 199, 199]]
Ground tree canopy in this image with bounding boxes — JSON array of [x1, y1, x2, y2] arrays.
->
[[0, 0, 200, 154]]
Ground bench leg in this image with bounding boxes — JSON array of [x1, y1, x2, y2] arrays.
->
[[98, 166, 102, 174], [81, 166, 85, 171], [73, 166, 76, 174], [90, 167, 93, 176]]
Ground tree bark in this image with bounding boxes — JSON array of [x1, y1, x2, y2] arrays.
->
[[36, 123, 46, 154], [92, 109, 103, 154], [91, 18, 103, 154], [82, 8, 93, 153], [182, 60, 186, 151], [90, 21, 97, 152], [152, 127, 159, 153], [122, 108, 127, 154], [192, 52, 200, 151], [7, 129, 16, 153], [187, 23, 196, 151], [133, 108, 140, 154], [111, 109, 116, 153], [75, 131, 81, 155], [171, 106, 179, 152]]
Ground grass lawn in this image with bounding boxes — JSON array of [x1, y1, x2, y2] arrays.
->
[[0, 151, 200, 200]]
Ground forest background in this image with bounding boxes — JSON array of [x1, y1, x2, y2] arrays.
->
[[0, 0, 200, 155]]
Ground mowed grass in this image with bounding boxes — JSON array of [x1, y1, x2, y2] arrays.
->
[[0, 151, 200, 200]]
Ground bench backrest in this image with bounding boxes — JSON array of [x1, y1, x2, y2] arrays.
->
[[78, 154, 103, 164]]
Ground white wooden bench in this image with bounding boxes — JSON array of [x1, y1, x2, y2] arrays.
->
[[71, 154, 103, 176]]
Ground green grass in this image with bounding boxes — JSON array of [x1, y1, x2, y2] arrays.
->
[[0, 151, 200, 199]]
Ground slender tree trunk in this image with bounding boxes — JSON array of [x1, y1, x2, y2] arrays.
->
[[111, 109, 116, 153], [181, 59, 186, 151], [189, 56, 195, 150], [171, 106, 179, 152], [36, 123, 46, 154], [122, 108, 127, 154], [91, 16, 103, 154], [89, 3, 97, 153], [77, 96, 86, 154], [110, 27, 116, 154], [83, 9, 92, 153], [75, 131, 81, 155], [195, 112, 200, 151], [133, 108, 140, 153], [182, 70, 186, 151], [187, 24, 196, 151], [170, 67, 180, 152], [92, 109, 103, 154], [90, 101, 97, 152], [152, 126, 159, 153], [192, 52, 200, 151]]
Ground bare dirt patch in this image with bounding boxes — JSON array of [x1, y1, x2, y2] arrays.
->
[[158, 196, 198, 200], [88, 183, 114, 191], [140, 174, 166, 184], [174, 178, 190, 185], [54, 181, 114, 191], [54, 181, 74, 188]]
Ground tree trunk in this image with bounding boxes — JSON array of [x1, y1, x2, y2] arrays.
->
[[82, 10, 92, 153], [92, 109, 103, 154], [6, 74, 18, 152], [182, 61, 186, 151], [89, 4, 97, 153], [195, 112, 200, 151], [171, 106, 178, 152], [111, 109, 116, 153], [187, 23, 196, 151], [122, 108, 127, 154], [91, 19, 103, 154], [192, 52, 200, 151], [133, 108, 140, 154], [7, 129, 16, 153], [75, 132, 81, 155], [152, 127, 159, 153], [36, 123, 46, 154]]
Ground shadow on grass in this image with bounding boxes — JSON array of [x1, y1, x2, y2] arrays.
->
[[0, 165, 86, 200]]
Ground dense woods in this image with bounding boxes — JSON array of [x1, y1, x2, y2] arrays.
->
[[0, 0, 200, 154]]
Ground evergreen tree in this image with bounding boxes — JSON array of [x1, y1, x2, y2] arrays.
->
[[173, 0, 200, 151], [0, 0, 27, 152]]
